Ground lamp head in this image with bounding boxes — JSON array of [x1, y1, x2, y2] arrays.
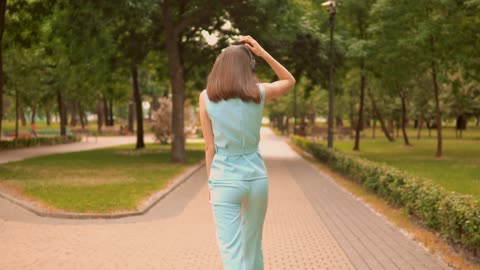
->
[[321, 0, 336, 8]]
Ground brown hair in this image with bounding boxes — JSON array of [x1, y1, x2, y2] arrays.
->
[[206, 45, 261, 104]]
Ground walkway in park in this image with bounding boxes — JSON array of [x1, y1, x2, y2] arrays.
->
[[0, 128, 451, 269]]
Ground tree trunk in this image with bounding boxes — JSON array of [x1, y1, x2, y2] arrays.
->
[[308, 113, 315, 131], [285, 116, 289, 136], [368, 89, 394, 142], [102, 94, 109, 127], [148, 98, 153, 121], [0, 0, 6, 140], [70, 99, 77, 127], [45, 109, 51, 126], [78, 101, 85, 129], [417, 114, 424, 139], [430, 36, 442, 157], [19, 105, 26, 126], [15, 89, 19, 139], [372, 117, 376, 139], [388, 118, 394, 135], [395, 119, 400, 138], [109, 98, 114, 126], [57, 91, 66, 136], [131, 64, 145, 149], [128, 92, 134, 134], [335, 116, 343, 128], [31, 104, 36, 125], [353, 60, 366, 151], [365, 113, 371, 128], [349, 99, 355, 130], [96, 100, 103, 133], [400, 91, 411, 146], [163, 7, 186, 162]]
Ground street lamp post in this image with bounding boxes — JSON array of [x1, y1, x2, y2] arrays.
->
[[293, 86, 297, 135], [322, 0, 336, 148]]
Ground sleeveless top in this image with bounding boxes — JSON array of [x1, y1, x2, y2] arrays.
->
[[203, 83, 268, 181]]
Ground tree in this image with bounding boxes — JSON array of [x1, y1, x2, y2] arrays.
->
[[0, 0, 6, 140], [370, 0, 468, 157], [338, 0, 376, 151]]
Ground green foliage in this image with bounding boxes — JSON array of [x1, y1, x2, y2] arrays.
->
[[291, 135, 480, 254]]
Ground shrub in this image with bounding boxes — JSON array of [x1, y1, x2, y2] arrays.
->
[[151, 97, 197, 144], [291, 135, 480, 255], [0, 135, 81, 150]]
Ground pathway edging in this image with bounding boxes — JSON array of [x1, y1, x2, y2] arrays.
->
[[0, 160, 205, 219]]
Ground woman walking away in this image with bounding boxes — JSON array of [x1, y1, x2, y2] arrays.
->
[[199, 35, 296, 270]]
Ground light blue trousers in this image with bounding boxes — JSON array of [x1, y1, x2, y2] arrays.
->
[[208, 177, 269, 270]]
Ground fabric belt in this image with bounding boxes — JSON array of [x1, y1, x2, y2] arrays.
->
[[215, 144, 258, 156]]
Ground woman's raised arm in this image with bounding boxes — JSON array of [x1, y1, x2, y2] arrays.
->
[[239, 35, 296, 101]]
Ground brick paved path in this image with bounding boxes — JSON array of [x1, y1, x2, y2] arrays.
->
[[0, 128, 451, 269]]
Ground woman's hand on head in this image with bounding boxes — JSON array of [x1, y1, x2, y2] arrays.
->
[[239, 36, 267, 58]]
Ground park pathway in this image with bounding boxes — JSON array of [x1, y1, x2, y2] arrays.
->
[[0, 128, 451, 269]]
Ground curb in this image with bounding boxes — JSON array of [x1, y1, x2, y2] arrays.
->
[[0, 160, 205, 219]]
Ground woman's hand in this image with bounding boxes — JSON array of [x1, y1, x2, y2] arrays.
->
[[239, 36, 267, 58]]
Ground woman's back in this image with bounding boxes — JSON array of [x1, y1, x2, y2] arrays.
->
[[203, 83, 268, 181]]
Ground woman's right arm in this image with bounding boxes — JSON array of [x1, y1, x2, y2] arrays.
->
[[239, 36, 296, 101]]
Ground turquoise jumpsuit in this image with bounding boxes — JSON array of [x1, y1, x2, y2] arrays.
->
[[204, 83, 269, 270]]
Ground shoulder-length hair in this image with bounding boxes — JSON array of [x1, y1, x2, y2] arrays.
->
[[206, 45, 261, 104]]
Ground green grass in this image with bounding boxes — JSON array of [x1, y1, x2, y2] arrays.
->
[[0, 142, 205, 213], [332, 128, 480, 197]]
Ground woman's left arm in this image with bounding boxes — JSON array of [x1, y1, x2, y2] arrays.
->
[[199, 90, 215, 179]]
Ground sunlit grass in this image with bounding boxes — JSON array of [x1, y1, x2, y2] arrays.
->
[[332, 129, 480, 197], [0, 142, 205, 212]]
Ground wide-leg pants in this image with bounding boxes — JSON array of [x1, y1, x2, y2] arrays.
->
[[208, 177, 269, 270]]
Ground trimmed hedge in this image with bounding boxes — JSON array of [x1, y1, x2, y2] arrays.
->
[[291, 135, 480, 256], [0, 135, 81, 150]]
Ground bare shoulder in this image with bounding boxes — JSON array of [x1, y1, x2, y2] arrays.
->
[[260, 82, 272, 102], [200, 89, 208, 102], [200, 89, 207, 98]]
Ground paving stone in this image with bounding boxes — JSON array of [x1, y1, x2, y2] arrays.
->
[[0, 127, 452, 270]]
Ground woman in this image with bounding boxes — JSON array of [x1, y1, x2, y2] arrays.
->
[[199, 35, 296, 270]]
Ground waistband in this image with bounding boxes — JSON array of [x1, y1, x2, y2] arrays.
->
[[215, 144, 259, 156]]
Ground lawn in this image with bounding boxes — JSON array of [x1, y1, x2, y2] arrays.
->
[[0, 142, 205, 213], [332, 127, 480, 197]]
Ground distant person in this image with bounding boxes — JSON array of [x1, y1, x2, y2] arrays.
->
[[199, 35, 296, 270]]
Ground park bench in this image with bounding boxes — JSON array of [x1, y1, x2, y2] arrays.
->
[[336, 127, 352, 139], [308, 126, 352, 140], [308, 126, 328, 140], [100, 125, 130, 135], [71, 128, 98, 142], [102, 126, 117, 133]]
